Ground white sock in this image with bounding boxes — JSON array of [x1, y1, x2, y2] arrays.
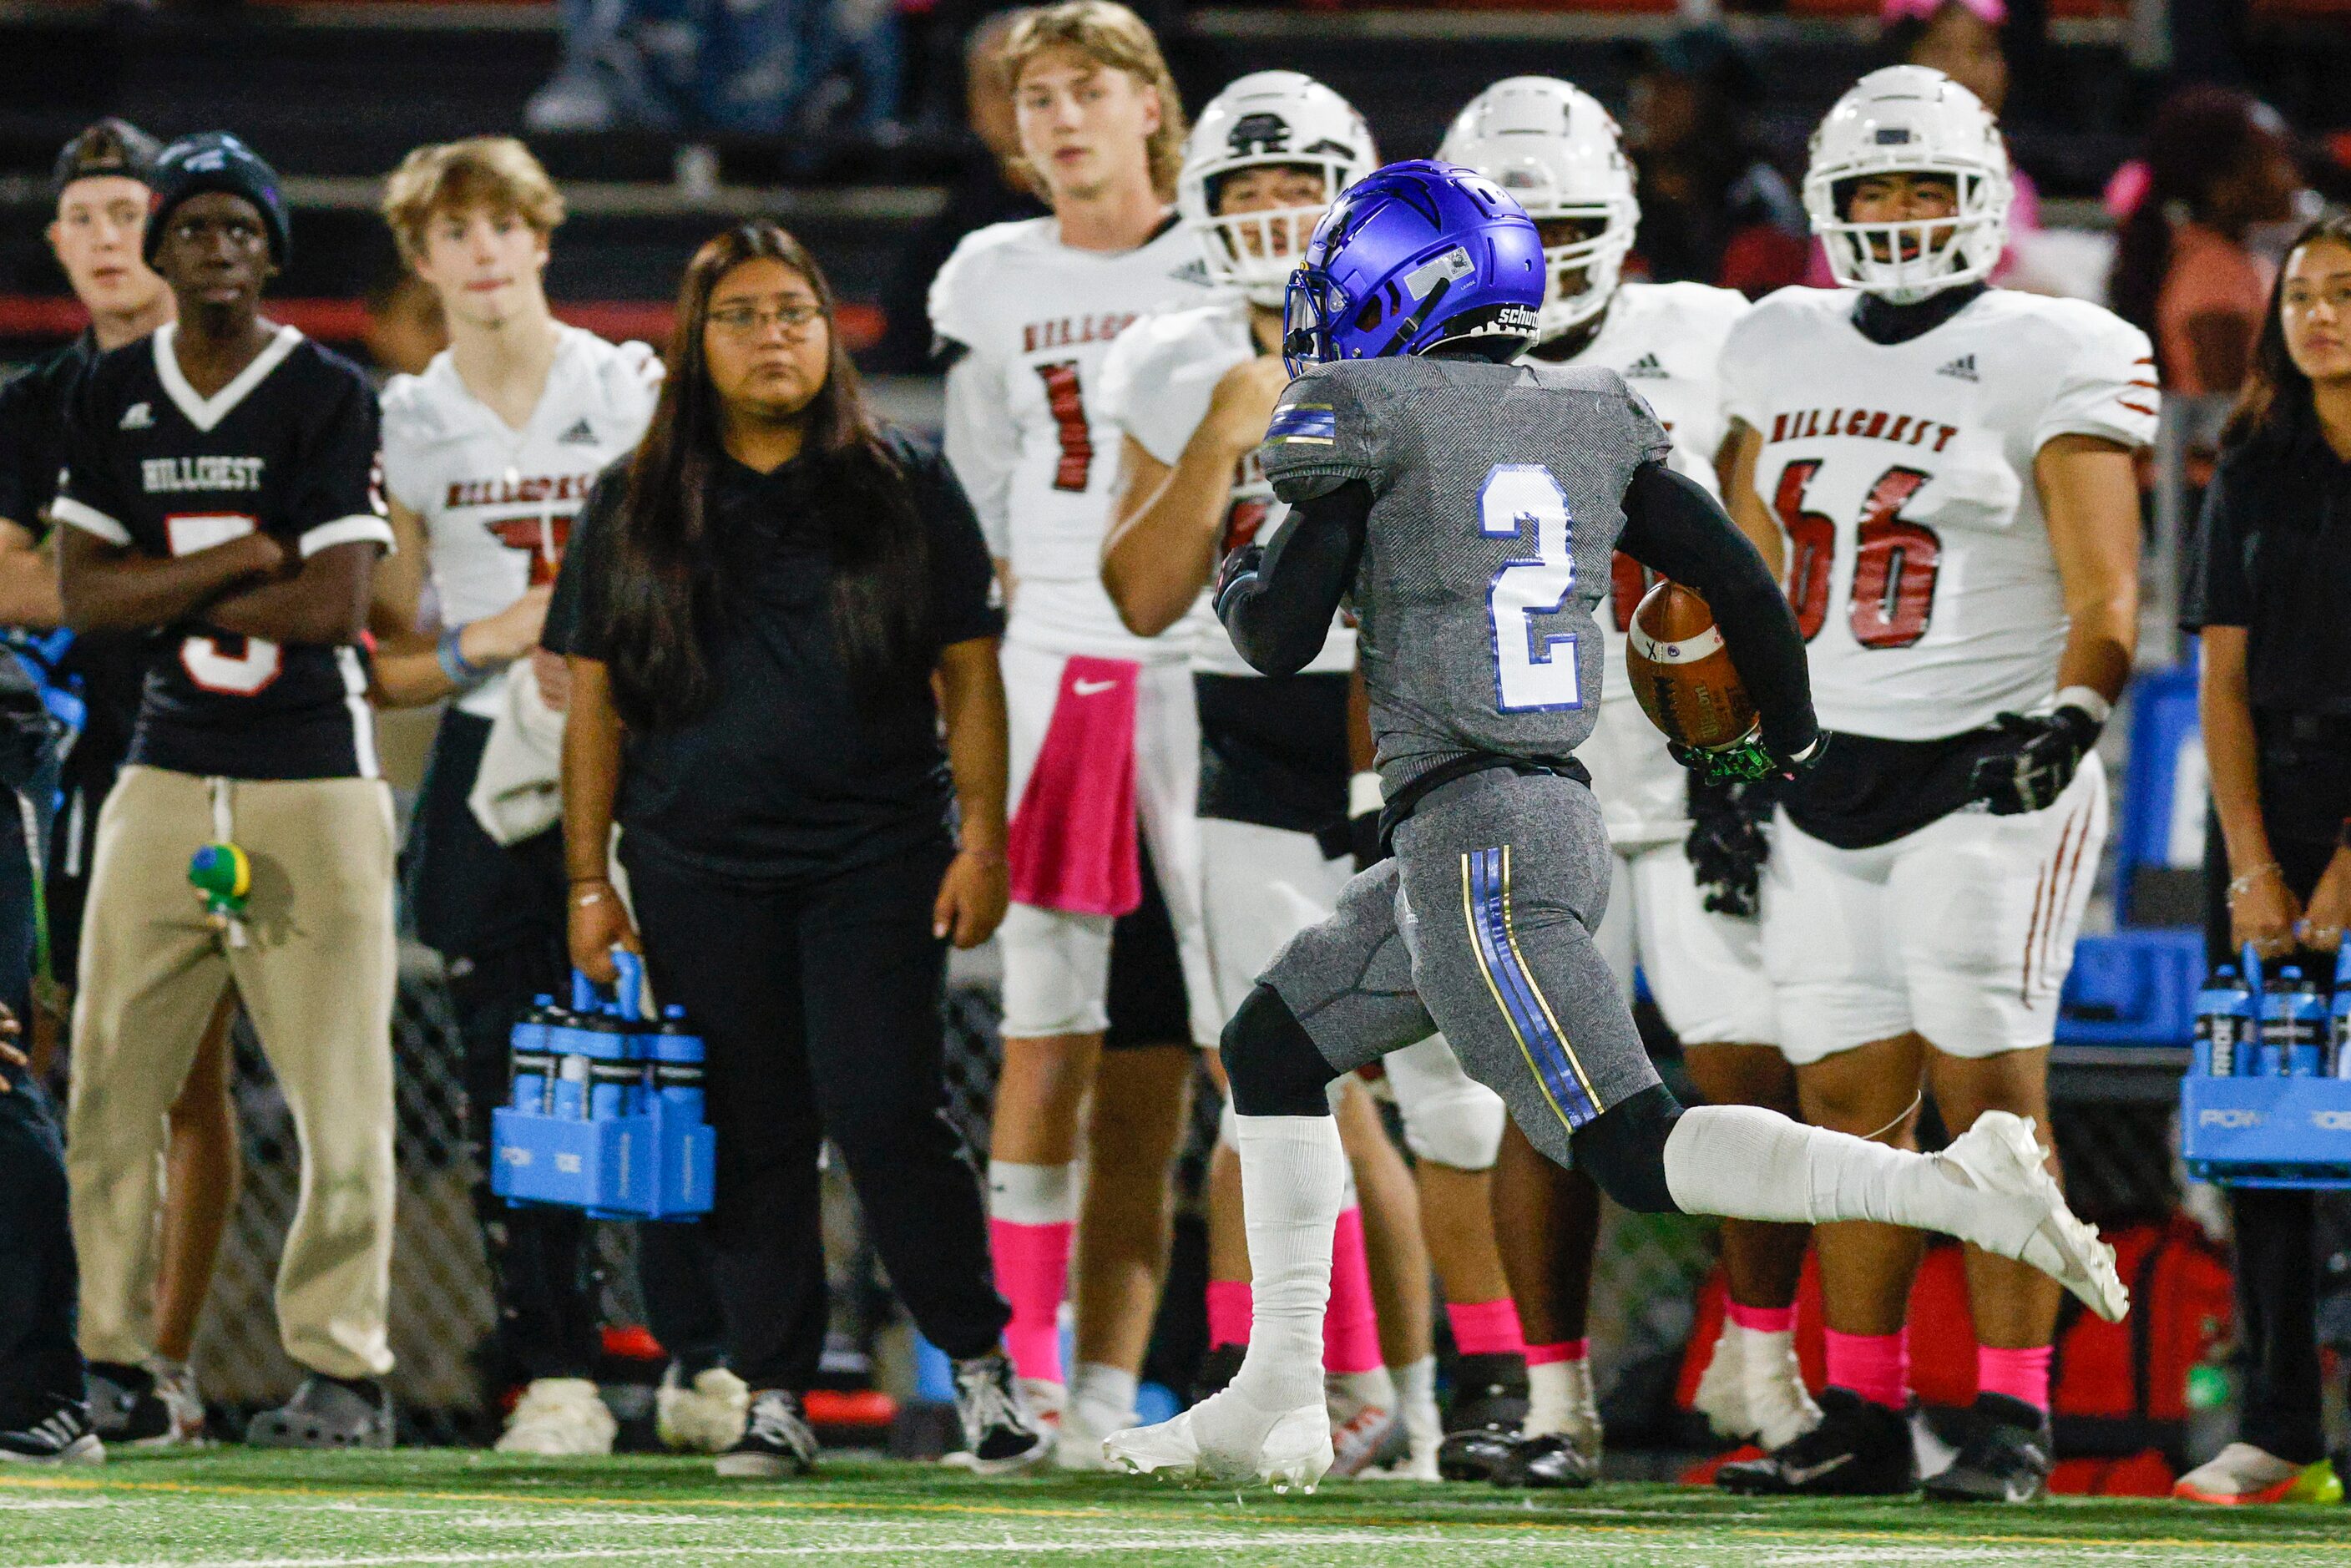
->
[[1231, 1115, 1347, 1413], [1661, 1105, 1995, 1240], [1524, 1358, 1572, 1438], [1069, 1362, 1139, 1432], [1392, 1355, 1439, 1446], [988, 1160, 1078, 1223]]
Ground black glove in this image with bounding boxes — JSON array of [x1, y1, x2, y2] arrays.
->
[[1213, 541, 1264, 622], [1966, 704, 2100, 816], [1668, 729, 1827, 787], [1686, 774, 1779, 918]]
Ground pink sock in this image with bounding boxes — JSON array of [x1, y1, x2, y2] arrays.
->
[[1823, 1328, 1909, 1410], [1445, 1297, 1527, 1358], [1205, 1280, 1253, 1350], [1524, 1338, 1589, 1367], [1976, 1344, 2052, 1412], [1726, 1301, 1798, 1335], [988, 1216, 1072, 1383], [1322, 1206, 1383, 1374]]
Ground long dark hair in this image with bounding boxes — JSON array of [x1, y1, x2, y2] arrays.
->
[[2222, 210, 2351, 454], [599, 222, 932, 729], [2108, 87, 2275, 346]]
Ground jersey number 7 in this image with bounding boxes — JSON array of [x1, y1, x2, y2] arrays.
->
[[1480, 464, 1580, 713], [1774, 461, 1940, 649], [165, 513, 281, 695]]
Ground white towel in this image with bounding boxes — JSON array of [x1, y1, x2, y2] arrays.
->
[[467, 660, 567, 847]]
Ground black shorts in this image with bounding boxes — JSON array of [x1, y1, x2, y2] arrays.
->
[[1104, 835, 1190, 1051]]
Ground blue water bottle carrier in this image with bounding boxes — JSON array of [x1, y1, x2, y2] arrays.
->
[[489, 952, 717, 1220], [2181, 943, 2351, 1187]]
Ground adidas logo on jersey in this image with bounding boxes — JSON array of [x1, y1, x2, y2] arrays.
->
[[1623, 353, 1667, 379], [556, 418, 598, 445], [119, 401, 154, 431], [1937, 354, 1979, 382], [1170, 257, 1212, 288]]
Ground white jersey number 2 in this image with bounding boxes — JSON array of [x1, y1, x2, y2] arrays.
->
[[1480, 464, 1581, 713], [165, 513, 283, 695]]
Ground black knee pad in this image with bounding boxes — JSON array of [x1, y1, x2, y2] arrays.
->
[[1567, 1084, 1685, 1214], [1223, 984, 1337, 1118]]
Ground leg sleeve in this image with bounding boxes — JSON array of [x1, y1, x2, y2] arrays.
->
[[1393, 771, 1660, 1173], [226, 776, 399, 1382]]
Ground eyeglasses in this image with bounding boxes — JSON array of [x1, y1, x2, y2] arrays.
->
[[708, 301, 826, 336]]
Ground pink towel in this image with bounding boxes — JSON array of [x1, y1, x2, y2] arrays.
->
[[1007, 655, 1143, 917]]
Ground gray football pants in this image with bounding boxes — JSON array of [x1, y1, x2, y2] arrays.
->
[[1262, 767, 1661, 1170]]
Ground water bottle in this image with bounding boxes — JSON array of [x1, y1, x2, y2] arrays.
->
[[553, 1053, 591, 1119], [2192, 964, 2256, 1077], [509, 994, 558, 1115], [650, 1004, 705, 1124], [2329, 946, 2351, 1078], [2262, 966, 2326, 1076]]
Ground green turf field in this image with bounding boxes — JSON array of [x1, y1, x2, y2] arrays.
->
[[0, 1452, 2344, 1567]]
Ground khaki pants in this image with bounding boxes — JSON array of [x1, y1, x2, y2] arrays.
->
[[69, 765, 398, 1380]]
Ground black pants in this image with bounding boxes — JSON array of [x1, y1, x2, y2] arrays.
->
[[2203, 815, 2340, 1464], [624, 834, 1009, 1390], [421, 713, 726, 1383], [0, 764, 80, 1424]]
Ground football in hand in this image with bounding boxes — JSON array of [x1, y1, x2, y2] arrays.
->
[[1626, 580, 1758, 751]]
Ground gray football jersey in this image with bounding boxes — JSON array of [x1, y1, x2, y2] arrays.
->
[[1261, 356, 1672, 797]]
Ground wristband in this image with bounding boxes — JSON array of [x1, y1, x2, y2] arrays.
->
[[437, 625, 494, 688], [2047, 685, 2112, 729], [1348, 770, 1384, 819]]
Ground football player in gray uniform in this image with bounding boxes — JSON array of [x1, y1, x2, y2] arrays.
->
[[1102, 159, 2126, 1491]]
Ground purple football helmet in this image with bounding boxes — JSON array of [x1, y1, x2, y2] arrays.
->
[[1282, 159, 1546, 374]]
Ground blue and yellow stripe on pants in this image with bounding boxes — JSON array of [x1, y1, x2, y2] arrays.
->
[[1460, 845, 1600, 1131]]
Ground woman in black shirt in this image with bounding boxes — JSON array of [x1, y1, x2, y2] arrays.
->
[[2177, 211, 2351, 1506], [545, 222, 1042, 1479]]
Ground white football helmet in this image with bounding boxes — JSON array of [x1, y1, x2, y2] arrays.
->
[[1437, 76, 1638, 339], [1805, 65, 2011, 303], [1179, 71, 1378, 309]]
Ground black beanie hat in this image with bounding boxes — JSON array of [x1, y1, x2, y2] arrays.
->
[[143, 133, 291, 269], [52, 119, 162, 202]]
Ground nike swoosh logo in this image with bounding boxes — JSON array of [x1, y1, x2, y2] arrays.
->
[[1072, 679, 1118, 696], [1778, 1453, 1854, 1486]]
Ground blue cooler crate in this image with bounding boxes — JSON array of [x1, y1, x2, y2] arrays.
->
[[2182, 1075, 2351, 1187], [2055, 928, 2204, 1046], [492, 1100, 715, 1219]]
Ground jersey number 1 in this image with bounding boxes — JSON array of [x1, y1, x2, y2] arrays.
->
[[1034, 362, 1094, 493], [1481, 464, 1580, 713], [165, 513, 281, 695]]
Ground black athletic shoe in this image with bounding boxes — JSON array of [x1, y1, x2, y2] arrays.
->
[[84, 1362, 171, 1445], [946, 1352, 1049, 1474], [246, 1376, 395, 1449], [1191, 1343, 1246, 1405], [1716, 1387, 1919, 1496], [1922, 1393, 2051, 1503], [716, 1390, 819, 1479], [0, 1403, 103, 1464], [1491, 1430, 1596, 1490], [1436, 1352, 1529, 1482]]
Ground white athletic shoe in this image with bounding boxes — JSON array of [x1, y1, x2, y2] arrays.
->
[[1325, 1383, 1398, 1478], [143, 1358, 209, 1448], [1105, 1384, 1334, 1490], [1691, 1325, 1752, 1442], [1939, 1111, 2127, 1323], [1019, 1378, 1065, 1434], [656, 1366, 750, 1454], [1053, 1397, 1124, 1471], [496, 1378, 617, 1456], [1742, 1333, 1822, 1453]]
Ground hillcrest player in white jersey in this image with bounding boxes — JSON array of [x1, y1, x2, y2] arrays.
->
[[1711, 67, 2156, 1503], [1100, 70, 1531, 1481], [1437, 76, 1820, 1488], [372, 139, 731, 1460], [929, 1, 1220, 1468]]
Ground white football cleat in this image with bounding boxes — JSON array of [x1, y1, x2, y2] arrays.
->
[[1053, 1397, 1124, 1472], [1325, 1384, 1398, 1479], [656, 1366, 750, 1454], [496, 1378, 617, 1456], [1691, 1324, 1753, 1442], [1939, 1111, 2127, 1323], [1105, 1384, 1333, 1491]]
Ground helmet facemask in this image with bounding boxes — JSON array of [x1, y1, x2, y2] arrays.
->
[[1203, 163, 1335, 310], [1530, 205, 1635, 338]]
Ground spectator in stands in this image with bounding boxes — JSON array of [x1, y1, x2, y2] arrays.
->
[[1621, 25, 1807, 298], [2177, 211, 2351, 1509], [2110, 87, 2303, 398], [0, 119, 239, 1453], [549, 220, 1045, 1479], [876, 8, 1047, 374]]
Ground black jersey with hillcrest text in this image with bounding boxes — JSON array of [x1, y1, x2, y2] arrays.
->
[[54, 324, 392, 779]]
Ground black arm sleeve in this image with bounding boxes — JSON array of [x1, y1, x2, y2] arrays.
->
[[1218, 478, 1368, 678], [1617, 462, 1818, 758]]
